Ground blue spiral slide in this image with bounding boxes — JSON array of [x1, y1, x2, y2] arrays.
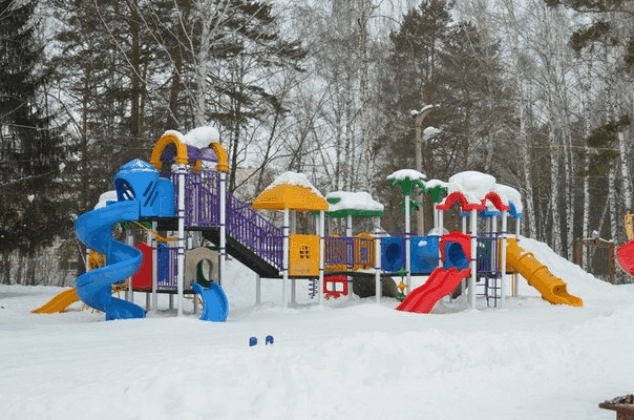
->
[[75, 200, 146, 320]]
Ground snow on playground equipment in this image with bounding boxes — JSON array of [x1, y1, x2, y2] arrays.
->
[[35, 125, 583, 319], [396, 170, 583, 313]]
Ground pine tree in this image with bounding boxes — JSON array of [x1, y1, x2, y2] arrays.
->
[[0, 0, 69, 262]]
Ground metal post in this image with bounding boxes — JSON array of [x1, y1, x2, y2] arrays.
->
[[126, 228, 134, 302], [176, 164, 186, 316], [469, 208, 478, 309], [151, 221, 158, 311], [319, 211, 325, 304], [219, 172, 226, 285], [282, 208, 289, 308], [256, 274, 261, 304], [374, 216, 382, 303], [500, 210, 508, 308], [405, 196, 411, 294]]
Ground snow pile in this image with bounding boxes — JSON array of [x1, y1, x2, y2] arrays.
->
[[162, 126, 220, 149], [326, 191, 384, 212], [183, 126, 220, 148], [425, 178, 449, 189], [2, 234, 634, 420], [263, 171, 324, 198], [386, 168, 426, 181], [494, 184, 523, 214]]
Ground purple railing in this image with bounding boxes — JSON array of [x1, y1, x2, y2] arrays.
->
[[170, 171, 220, 227], [170, 169, 283, 271], [225, 192, 284, 270]]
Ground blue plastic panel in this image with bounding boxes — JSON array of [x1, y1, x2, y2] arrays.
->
[[381, 237, 405, 273], [410, 236, 440, 274]]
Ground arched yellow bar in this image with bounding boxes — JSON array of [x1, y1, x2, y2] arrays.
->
[[150, 132, 189, 169], [209, 142, 229, 172]]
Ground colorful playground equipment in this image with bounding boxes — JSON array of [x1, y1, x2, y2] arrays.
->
[[615, 213, 634, 278], [33, 126, 583, 320]]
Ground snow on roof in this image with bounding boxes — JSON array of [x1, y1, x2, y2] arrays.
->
[[386, 169, 426, 181], [264, 171, 324, 198], [425, 179, 449, 189], [494, 184, 523, 214], [447, 171, 496, 203], [326, 191, 384, 212], [183, 126, 220, 148], [162, 126, 220, 149], [95, 190, 118, 209]]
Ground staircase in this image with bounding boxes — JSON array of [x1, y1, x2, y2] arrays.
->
[[171, 171, 284, 278]]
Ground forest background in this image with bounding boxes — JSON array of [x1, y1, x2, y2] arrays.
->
[[1, 0, 631, 285]]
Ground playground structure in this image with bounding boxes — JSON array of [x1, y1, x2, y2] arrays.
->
[[33, 127, 584, 321], [615, 214, 634, 279]]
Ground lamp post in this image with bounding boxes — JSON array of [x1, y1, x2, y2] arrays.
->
[[411, 104, 439, 236]]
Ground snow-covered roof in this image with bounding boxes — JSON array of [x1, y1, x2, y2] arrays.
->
[[253, 171, 329, 211], [437, 171, 522, 213], [494, 184, 523, 215], [326, 191, 384, 212], [386, 169, 426, 181], [264, 171, 324, 198], [162, 126, 220, 149], [425, 179, 449, 189]]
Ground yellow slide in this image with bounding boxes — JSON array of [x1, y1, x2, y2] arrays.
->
[[506, 238, 583, 307], [31, 288, 80, 314]]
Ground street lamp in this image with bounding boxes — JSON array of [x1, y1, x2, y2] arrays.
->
[[410, 104, 439, 235]]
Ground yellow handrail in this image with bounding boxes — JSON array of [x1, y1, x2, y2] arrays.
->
[[133, 221, 179, 243]]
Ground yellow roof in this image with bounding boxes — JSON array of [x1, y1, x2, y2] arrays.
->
[[252, 184, 329, 211]]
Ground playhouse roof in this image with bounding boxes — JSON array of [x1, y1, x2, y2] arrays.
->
[[252, 172, 329, 211], [150, 128, 228, 172], [323, 191, 384, 218], [437, 171, 514, 212]]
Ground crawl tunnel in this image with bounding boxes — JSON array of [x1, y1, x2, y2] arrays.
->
[[440, 232, 471, 271], [410, 236, 440, 274], [381, 237, 405, 273]]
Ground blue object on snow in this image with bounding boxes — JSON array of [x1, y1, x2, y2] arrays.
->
[[249, 337, 258, 347], [265, 335, 274, 345]]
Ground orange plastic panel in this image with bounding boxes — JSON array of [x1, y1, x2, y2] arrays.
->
[[290, 234, 320, 276], [353, 232, 375, 271]]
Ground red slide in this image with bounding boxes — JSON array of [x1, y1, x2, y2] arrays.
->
[[616, 240, 634, 276], [396, 267, 471, 314]]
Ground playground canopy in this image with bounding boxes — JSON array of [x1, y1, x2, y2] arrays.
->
[[252, 171, 329, 212]]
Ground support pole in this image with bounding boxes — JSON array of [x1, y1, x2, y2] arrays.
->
[[500, 210, 508, 308], [282, 208, 289, 308], [126, 228, 134, 302], [405, 196, 411, 294], [319, 210, 325, 304], [219, 171, 226, 285], [469, 208, 478, 310], [152, 221, 158, 311], [374, 216, 382, 303], [256, 274, 261, 304], [176, 164, 186, 316]]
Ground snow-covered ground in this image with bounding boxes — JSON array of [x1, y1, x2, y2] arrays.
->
[[1, 236, 632, 420]]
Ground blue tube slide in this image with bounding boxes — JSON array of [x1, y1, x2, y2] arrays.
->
[[75, 200, 146, 320]]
